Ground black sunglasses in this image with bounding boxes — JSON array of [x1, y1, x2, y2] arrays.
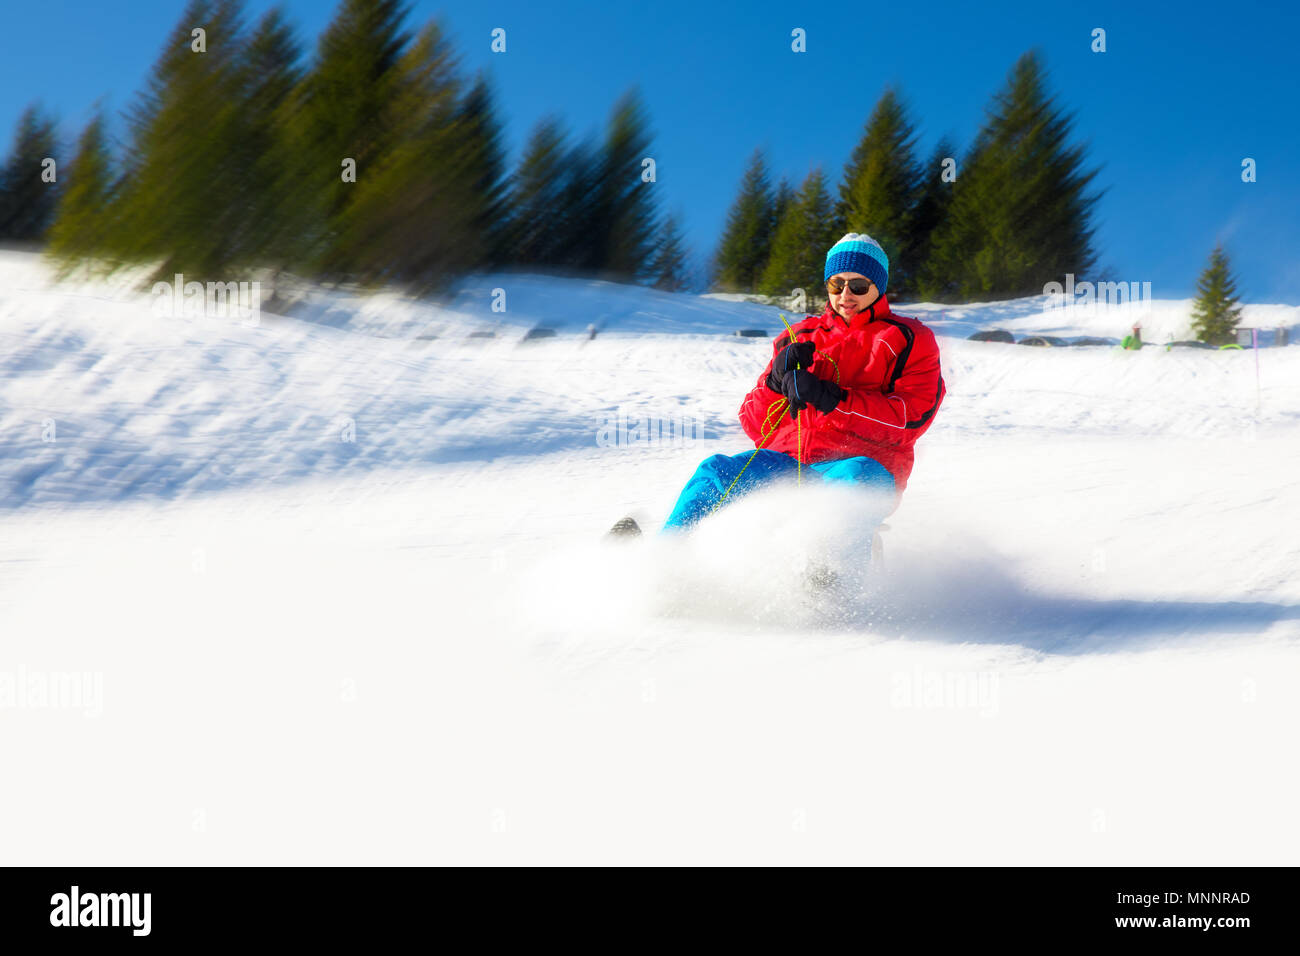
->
[[826, 277, 873, 295]]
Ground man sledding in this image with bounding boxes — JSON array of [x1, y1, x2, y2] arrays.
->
[[610, 233, 946, 552]]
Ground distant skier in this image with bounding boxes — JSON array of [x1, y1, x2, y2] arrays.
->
[[609, 233, 945, 537]]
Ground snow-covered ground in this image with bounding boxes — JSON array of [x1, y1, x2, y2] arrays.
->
[[2, 250, 1297, 864]]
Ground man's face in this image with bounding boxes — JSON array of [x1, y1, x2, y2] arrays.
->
[[828, 272, 880, 317]]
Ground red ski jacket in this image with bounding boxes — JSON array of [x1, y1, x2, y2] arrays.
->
[[738, 295, 945, 506]]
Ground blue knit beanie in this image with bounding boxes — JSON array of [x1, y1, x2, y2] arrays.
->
[[824, 233, 889, 293]]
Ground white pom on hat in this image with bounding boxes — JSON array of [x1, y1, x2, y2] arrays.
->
[[836, 232, 884, 252]]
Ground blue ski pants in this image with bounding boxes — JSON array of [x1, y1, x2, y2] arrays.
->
[[662, 449, 895, 531]]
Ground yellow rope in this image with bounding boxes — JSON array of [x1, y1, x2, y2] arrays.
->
[[778, 313, 804, 485], [793, 411, 802, 483], [710, 313, 826, 515], [708, 394, 787, 516]]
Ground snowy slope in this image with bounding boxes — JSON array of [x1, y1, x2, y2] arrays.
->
[[2, 250, 1298, 865]]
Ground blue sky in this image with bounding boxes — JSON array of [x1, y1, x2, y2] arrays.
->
[[4, 0, 1299, 301]]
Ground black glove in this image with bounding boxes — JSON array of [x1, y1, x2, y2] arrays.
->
[[778, 369, 846, 416], [776, 340, 815, 373], [765, 341, 815, 393]]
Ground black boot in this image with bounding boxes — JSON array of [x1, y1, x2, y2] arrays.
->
[[606, 516, 643, 539]]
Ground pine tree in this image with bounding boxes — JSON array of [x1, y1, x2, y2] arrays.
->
[[921, 51, 1100, 301], [46, 112, 117, 268], [710, 149, 773, 292], [114, 0, 250, 278], [454, 71, 508, 270], [837, 87, 920, 292], [300, 0, 415, 278], [0, 104, 60, 241], [228, 6, 305, 273], [650, 211, 689, 292], [905, 136, 956, 298], [771, 177, 794, 230], [331, 19, 478, 292], [767, 176, 794, 284], [554, 134, 604, 272], [1190, 245, 1244, 345], [597, 88, 659, 282], [68, 3, 306, 278], [505, 116, 573, 268], [506, 90, 658, 283], [757, 168, 837, 299]]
